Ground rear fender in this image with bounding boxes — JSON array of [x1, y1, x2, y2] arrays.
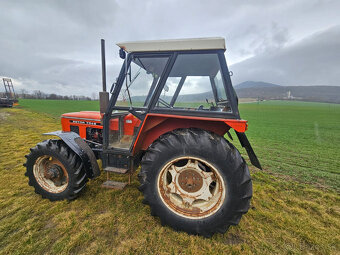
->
[[132, 114, 248, 154], [131, 114, 262, 169], [43, 131, 100, 178]]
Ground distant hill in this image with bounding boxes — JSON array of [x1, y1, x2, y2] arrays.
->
[[235, 85, 340, 104], [234, 81, 281, 89], [132, 91, 214, 103], [177, 91, 213, 102], [131, 81, 340, 104]]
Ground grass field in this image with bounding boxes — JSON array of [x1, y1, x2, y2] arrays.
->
[[0, 99, 339, 254], [18, 99, 100, 119]]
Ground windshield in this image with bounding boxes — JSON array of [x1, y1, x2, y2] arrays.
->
[[115, 56, 169, 108]]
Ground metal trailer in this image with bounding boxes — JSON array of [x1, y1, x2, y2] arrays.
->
[[0, 78, 18, 107]]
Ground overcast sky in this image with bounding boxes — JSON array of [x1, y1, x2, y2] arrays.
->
[[1, 0, 339, 96]]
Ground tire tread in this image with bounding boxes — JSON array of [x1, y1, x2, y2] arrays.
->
[[24, 139, 88, 201], [138, 128, 252, 237]]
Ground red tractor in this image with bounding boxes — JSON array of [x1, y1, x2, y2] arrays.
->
[[24, 38, 261, 236]]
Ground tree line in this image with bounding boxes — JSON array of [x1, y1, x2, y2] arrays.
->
[[0, 89, 94, 101]]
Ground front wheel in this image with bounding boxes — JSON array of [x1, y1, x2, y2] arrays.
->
[[138, 128, 252, 237], [24, 139, 88, 201]]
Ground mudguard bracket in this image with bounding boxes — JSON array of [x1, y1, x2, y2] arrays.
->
[[235, 131, 262, 170]]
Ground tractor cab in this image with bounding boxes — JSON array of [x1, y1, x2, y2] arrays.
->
[[102, 38, 241, 153]]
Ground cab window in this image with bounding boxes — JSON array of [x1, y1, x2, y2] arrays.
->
[[156, 53, 231, 112], [115, 56, 169, 108]]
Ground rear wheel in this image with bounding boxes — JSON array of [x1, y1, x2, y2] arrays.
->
[[24, 139, 88, 201], [138, 128, 252, 237]]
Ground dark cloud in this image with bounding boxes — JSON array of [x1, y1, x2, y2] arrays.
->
[[0, 0, 339, 96], [230, 26, 340, 86]]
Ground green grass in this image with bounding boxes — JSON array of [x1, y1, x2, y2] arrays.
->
[[0, 100, 339, 254], [238, 101, 340, 191], [19, 99, 99, 119], [18, 99, 340, 191]]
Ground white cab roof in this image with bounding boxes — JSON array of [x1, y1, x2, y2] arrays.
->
[[116, 37, 226, 53]]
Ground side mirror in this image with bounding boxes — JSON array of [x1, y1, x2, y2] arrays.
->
[[164, 85, 169, 92], [119, 48, 126, 59]]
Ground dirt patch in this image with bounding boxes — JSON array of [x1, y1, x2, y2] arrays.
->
[[43, 220, 56, 230], [239, 98, 258, 103], [224, 233, 244, 245], [0, 112, 10, 121]]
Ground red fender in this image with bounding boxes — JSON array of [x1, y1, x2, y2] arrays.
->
[[132, 113, 247, 155]]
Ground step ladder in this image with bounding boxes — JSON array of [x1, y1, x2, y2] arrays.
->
[[101, 166, 132, 190]]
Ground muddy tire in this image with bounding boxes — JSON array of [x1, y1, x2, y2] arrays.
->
[[138, 128, 252, 237], [24, 139, 88, 201]]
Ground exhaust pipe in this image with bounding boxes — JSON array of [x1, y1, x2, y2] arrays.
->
[[99, 39, 109, 114], [101, 39, 107, 92]]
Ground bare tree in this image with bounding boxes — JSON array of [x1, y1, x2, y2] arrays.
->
[[20, 89, 28, 99], [33, 90, 42, 99], [91, 92, 98, 100]]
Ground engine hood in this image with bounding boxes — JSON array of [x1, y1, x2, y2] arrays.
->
[[61, 111, 102, 121]]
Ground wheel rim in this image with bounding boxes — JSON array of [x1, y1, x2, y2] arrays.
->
[[157, 156, 226, 219], [33, 155, 69, 193]]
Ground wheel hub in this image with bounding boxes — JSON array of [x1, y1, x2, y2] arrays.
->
[[33, 156, 69, 193], [178, 169, 203, 193], [158, 157, 226, 219], [45, 165, 63, 180]]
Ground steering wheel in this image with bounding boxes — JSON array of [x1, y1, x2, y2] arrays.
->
[[197, 105, 204, 110]]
